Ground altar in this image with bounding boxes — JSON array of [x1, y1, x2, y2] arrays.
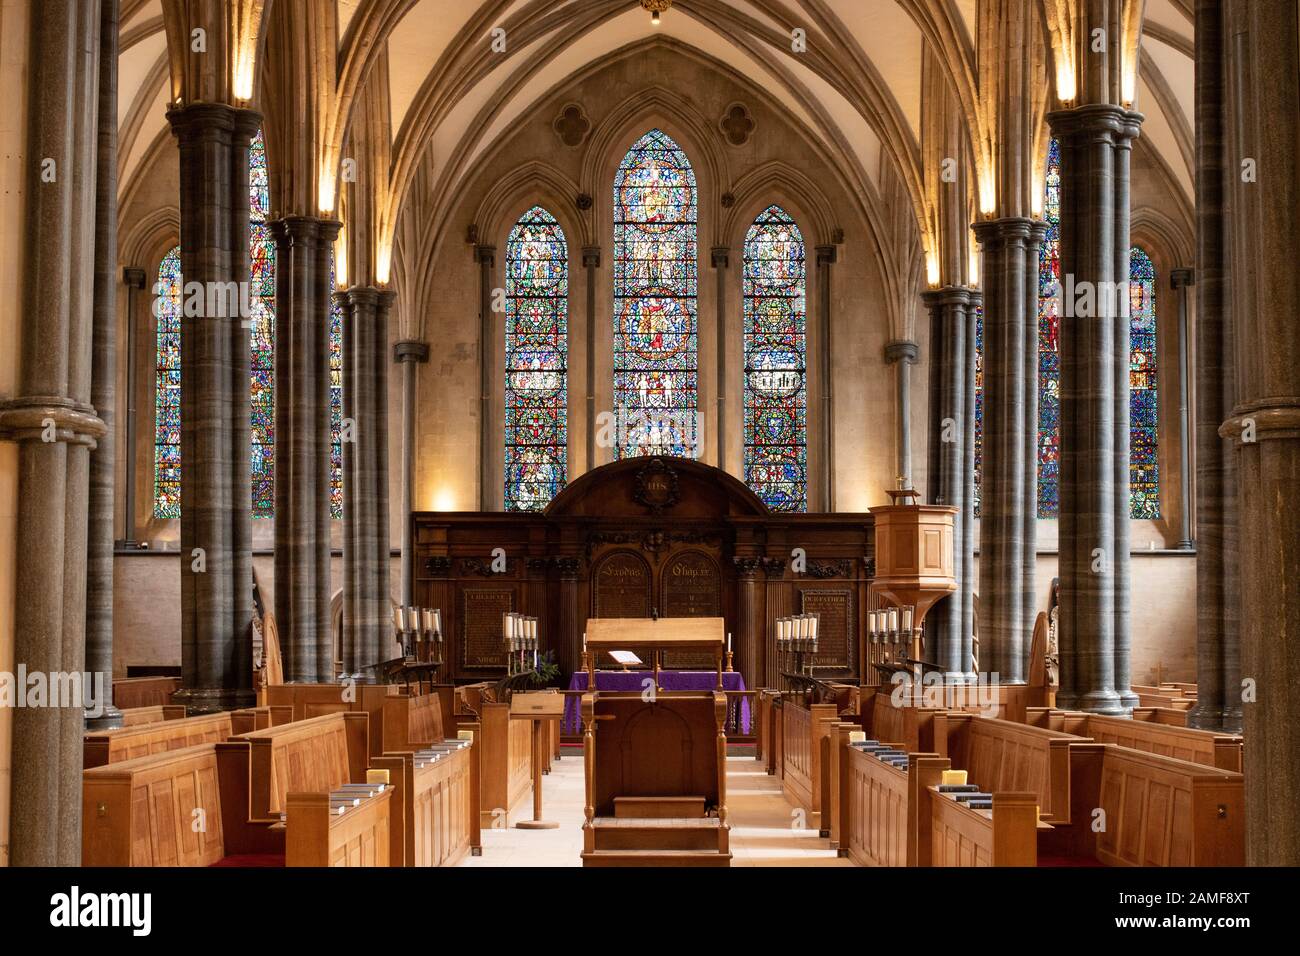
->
[[562, 670, 751, 734]]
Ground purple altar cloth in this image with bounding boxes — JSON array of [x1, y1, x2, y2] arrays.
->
[[563, 670, 751, 735]]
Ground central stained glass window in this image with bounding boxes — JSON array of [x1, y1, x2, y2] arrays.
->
[[504, 205, 569, 511], [742, 205, 807, 511], [613, 128, 698, 458]]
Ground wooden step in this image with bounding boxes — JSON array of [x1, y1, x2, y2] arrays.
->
[[581, 849, 732, 868], [591, 816, 727, 852], [613, 795, 706, 818]]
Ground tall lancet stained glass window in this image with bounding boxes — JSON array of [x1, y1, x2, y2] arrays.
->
[[613, 128, 698, 458], [505, 206, 568, 511], [153, 128, 278, 518], [329, 258, 344, 518], [742, 205, 807, 511], [1037, 136, 1063, 517], [1129, 246, 1159, 517]]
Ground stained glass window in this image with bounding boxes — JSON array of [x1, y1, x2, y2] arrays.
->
[[1129, 246, 1159, 518], [504, 206, 568, 511], [742, 205, 807, 511], [153, 247, 183, 518], [972, 139, 1160, 520], [613, 128, 698, 458], [972, 303, 984, 513], [153, 128, 280, 518]]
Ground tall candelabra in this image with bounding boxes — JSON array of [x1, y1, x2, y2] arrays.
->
[[775, 613, 820, 677], [503, 611, 539, 676], [865, 604, 918, 682]]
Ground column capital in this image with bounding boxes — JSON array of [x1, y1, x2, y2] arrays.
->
[[1046, 104, 1143, 145], [475, 244, 496, 266], [1219, 398, 1300, 445], [1170, 267, 1195, 289], [122, 266, 146, 289], [815, 244, 838, 266], [166, 101, 262, 142], [0, 398, 106, 446], [393, 340, 429, 363], [970, 216, 1047, 247], [711, 246, 730, 268], [884, 340, 920, 365], [581, 245, 601, 268], [920, 286, 974, 309]]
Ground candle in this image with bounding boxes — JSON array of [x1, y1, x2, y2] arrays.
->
[[902, 606, 913, 632], [407, 607, 417, 634], [433, 609, 442, 633], [810, 616, 818, 639], [395, 606, 407, 632], [727, 632, 732, 653], [888, 608, 898, 632], [582, 632, 587, 651]]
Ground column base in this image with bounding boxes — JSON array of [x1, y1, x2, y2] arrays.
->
[[84, 704, 124, 731], [173, 686, 256, 715], [1186, 702, 1225, 730], [1116, 689, 1139, 711], [1077, 689, 1126, 716]]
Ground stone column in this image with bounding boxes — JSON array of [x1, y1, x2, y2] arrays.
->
[[1170, 268, 1195, 551], [270, 216, 340, 682], [85, 0, 122, 730], [582, 246, 600, 471], [734, 557, 763, 691], [922, 287, 975, 677], [0, 0, 104, 865], [1221, 0, 1300, 865], [1022, 225, 1046, 660], [394, 340, 428, 607], [884, 341, 919, 487], [961, 291, 982, 677], [338, 289, 359, 676], [1187, 0, 1238, 733], [120, 267, 147, 546], [166, 102, 259, 714], [971, 218, 1040, 685], [712, 247, 729, 467], [476, 245, 495, 508], [1048, 105, 1141, 714], [342, 287, 396, 675], [816, 245, 837, 509]]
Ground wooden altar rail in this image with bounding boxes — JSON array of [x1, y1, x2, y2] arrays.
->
[[1026, 707, 1244, 772]]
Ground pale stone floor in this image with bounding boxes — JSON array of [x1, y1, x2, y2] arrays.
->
[[459, 751, 854, 868]]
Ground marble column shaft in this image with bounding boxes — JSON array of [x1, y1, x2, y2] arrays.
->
[[922, 287, 976, 677], [2, 0, 104, 865], [1048, 106, 1141, 714], [1221, 0, 1300, 865], [86, 0, 122, 730], [971, 218, 1040, 684], [1188, 0, 1239, 733], [270, 216, 339, 682], [342, 287, 395, 674], [166, 103, 259, 713], [394, 340, 428, 608]]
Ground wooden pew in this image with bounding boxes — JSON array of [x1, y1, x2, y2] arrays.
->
[[219, 712, 391, 867], [1040, 743, 1244, 866], [780, 699, 839, 826], [116, 704, 187, 727], [860, 687, 942, 752], [381, 691, 445, 752], [925, 786, 1041, 866], [82, 743, 284, 867], [230, 705, 293, 735], [112, 676, 181, 709], [476, 699, 532, 827], [84, 712, 234, 769], [264, 682, 398, 757], [933, 712, 1087, 823], [1026, 707, 1244, 772], [372, 743, 473, 867]]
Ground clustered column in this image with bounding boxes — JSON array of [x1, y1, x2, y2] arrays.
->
[[923, 287, 977, 678], [166, 103, 260, 714], [885, 341, 919, 487], [971, 218, 1043, 685], [270, 217, 341, 682], [341, 286, 396, 675], [0, 0, 105, 865], [1220, 0, 1300, 865], [85, 0, 122, 729], [1187, 0, 1239, 733], [1048, 106, 1141, 714]]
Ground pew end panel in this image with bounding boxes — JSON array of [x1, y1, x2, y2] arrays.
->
[[929, 790, 1040, 867], [285, 789, 392, 867]]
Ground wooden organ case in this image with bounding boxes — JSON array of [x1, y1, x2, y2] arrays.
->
[[412, 457, 875, 690]]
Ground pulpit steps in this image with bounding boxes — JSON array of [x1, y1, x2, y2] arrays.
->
[[582, 814, 731, 866]]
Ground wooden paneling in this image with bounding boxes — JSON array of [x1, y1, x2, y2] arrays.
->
[[928, 791, 1038, 867], [84, 713, 234, 769], [1042, 709, 1244, 772], [116, 704, 187, 727], [82, 744, 229, 867], [843, 746, 910, 867], [237, 712, 368, 816], [285, 790, 391, 867], [780, 701, 838, 819], [112, 676, 181, 709], [477, 702, 532, 825]]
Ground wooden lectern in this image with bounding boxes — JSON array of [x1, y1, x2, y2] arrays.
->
[[509, 690, 566, 830], [584, 617, 727, 691]]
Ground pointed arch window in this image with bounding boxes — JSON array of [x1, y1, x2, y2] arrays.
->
[[504, 205, 569, 511], [742, 205, 807, 511], [154, 129, 343, 518], [613, 128, 699, 458]]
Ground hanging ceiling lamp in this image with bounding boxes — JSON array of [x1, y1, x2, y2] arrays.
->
[[640, 0, 672, 27]]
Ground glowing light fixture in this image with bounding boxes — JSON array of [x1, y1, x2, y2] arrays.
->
[[640, 0, 671, 26]]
